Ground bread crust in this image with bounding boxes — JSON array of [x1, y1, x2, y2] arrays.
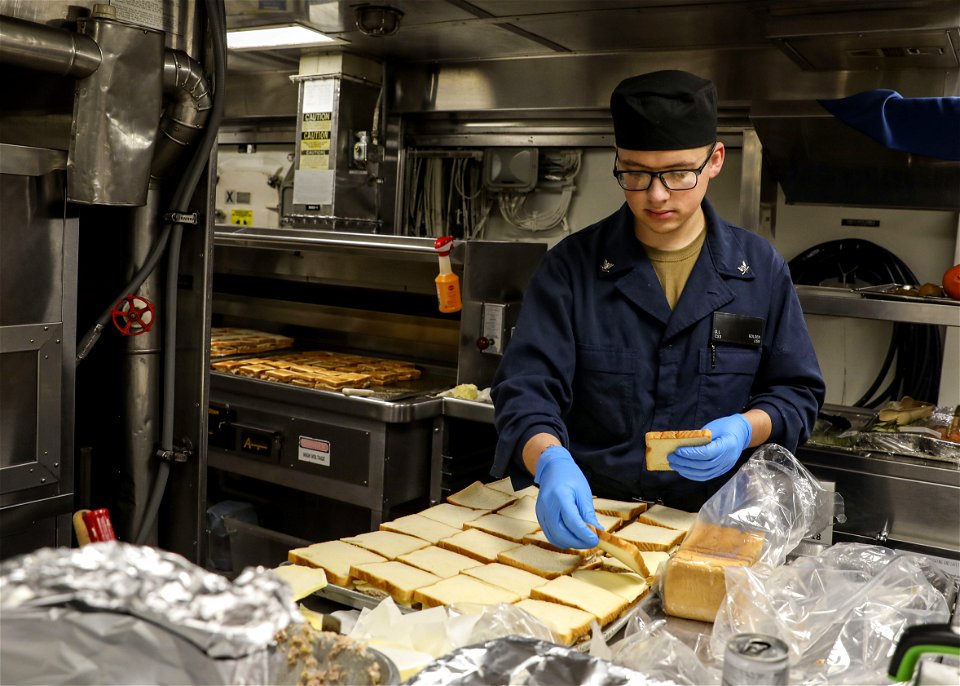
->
[[349, 561, 440, 605]]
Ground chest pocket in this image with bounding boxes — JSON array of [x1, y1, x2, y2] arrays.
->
[[695, 346, 761, 426], [569, 346, 636, 443]]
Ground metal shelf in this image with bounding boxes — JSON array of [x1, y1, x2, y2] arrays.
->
[[796, 286, 960, 327]]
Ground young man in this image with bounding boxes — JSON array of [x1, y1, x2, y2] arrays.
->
[[490, 70, 825, 550]]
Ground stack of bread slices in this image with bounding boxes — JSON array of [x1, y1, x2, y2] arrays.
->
[[289, 480, 698, 646]]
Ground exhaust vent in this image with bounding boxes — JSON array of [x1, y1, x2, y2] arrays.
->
[[767, 5, 959, 71]]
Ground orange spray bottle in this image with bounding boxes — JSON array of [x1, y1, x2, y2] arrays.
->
[[434, 236, 462, 313]]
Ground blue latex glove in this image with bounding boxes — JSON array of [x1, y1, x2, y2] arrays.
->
[[534, 446, 601, 549], [669, 414, 752, 482]]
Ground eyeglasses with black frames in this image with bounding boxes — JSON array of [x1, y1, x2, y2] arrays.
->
[[613, 143, 717, 191]]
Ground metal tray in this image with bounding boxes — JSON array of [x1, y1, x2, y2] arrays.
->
[[313, 582, 639, 650], [856, 283, 959, 307]]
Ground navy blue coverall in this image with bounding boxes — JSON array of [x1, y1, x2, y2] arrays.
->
[[491, 199, 825, 510]]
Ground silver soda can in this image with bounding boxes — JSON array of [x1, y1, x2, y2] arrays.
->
[[722, 633, 790, 686]]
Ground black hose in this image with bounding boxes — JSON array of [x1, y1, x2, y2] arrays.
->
[[134, 0, 227, 545], [788, 239, 943, 407]]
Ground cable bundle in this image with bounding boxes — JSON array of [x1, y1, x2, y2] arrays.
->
[[788, 239, 943, 406], [498, 149, 582, 233]]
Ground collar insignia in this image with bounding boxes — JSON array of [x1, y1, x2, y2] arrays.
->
[[738, 260, 750, 275], [601, 259, 614, 273]]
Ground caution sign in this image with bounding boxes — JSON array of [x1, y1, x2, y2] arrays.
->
[[230, 209, 253, 225], [299, 118, 332, 170]]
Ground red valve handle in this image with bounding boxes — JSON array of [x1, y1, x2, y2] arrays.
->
[[111, 294, 155, 336]]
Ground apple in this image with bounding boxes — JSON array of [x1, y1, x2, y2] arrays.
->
[[944, 264, 960, 300]]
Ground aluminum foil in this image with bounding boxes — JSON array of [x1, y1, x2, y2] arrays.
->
[[404, 635, 675, 685], [0, 541, 300, 659]]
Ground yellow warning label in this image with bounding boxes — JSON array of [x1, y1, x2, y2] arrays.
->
[[231, 209, 254, 225], [300, 150, 330, 170]]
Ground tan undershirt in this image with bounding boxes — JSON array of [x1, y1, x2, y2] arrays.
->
[[643, 228, 707, 309]]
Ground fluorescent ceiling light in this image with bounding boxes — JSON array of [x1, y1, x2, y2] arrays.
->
[[227, 24, 338, 50]]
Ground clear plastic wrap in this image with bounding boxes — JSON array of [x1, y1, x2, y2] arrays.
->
[[609, 609, 721, 685], [694, 444, 846, 570], [710, 543, 952, 684]]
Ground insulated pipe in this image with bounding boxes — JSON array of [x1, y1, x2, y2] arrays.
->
[[0, 14, 101, 77], [151, 49, 213, 179]]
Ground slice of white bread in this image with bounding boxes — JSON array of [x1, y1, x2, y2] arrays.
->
[[463, 562, 548, 598], [418, 503, 486, 529], [601, 551, 670, 580], [397, 545, 483, 578], [464, 512, 540, 542], [413, 574, 521, 609], [495, 496, 539, 524], [288, 540, 387, 586], [437, 528, 523, 564], [588, 526, 648, 576], [515, 599, 595, 646], [272, 564, 328, 600], [572, 568, 649, 604], [350, 560, 442, 605], [380, 514, 461, 543], [340, 530, 430, 559], [661, 523, 766, 623], [487, 477, 539, 499], [521, 530, 597, 558], [596, 513, 624, 532], [637, 504, 699, 532], [592, 497, 647, 520], [614, 521, 686, 551], [644, 430, 711, 471], [529, 575, 629, 626], [497, 544, 582, 579], [447, 481, 517, 511]]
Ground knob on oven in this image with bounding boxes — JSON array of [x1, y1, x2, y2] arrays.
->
[[476, 336, 492, 351]]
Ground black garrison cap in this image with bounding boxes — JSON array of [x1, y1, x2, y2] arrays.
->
[[610, 70, 717, 151]]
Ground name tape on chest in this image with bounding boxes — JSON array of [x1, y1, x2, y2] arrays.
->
[[711, 311, 764, 347]]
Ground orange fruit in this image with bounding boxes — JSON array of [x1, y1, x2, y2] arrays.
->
[[944, 264, 960, 300]]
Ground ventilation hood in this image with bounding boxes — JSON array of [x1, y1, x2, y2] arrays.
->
[[750, 99, 960, 210]]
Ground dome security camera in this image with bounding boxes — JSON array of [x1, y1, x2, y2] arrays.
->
[[355, 4, 403, 37]]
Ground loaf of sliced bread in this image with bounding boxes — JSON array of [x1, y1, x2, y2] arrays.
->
[[463, 562, 548, 598], [530, 575, 629, 626], [592, 497, 647, 520], [515, 599, 595, 646], [413, 574, 521, 608], [571, 568, 649, 603], [644, 430, 711, 471], [637, 504, 699, 532], [340, 530, 430, 559], [349, 560, 442, 605], [437, 528, 522, 563], [495, 496, 539, 524], [464, 512, 540, 542], [288, 540, 387, 586], [271, 564, 328, 600], [397, 545, 483, 578], [661, 523, 766, 623], [418, 503, 486, 529], [446, 481, 517, 511], [497, 544, 582, 579], [615, 521, 686, 551], [380, 514, 461, 543]]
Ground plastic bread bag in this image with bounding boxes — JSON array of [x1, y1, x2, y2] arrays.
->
[[691, 443, 846, 570], [660, 444, 846, 624], [709, 543, 952, 684]]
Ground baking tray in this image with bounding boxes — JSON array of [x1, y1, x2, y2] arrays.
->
[[856, 283, 959, 307], [313, 582, 640, 650]]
